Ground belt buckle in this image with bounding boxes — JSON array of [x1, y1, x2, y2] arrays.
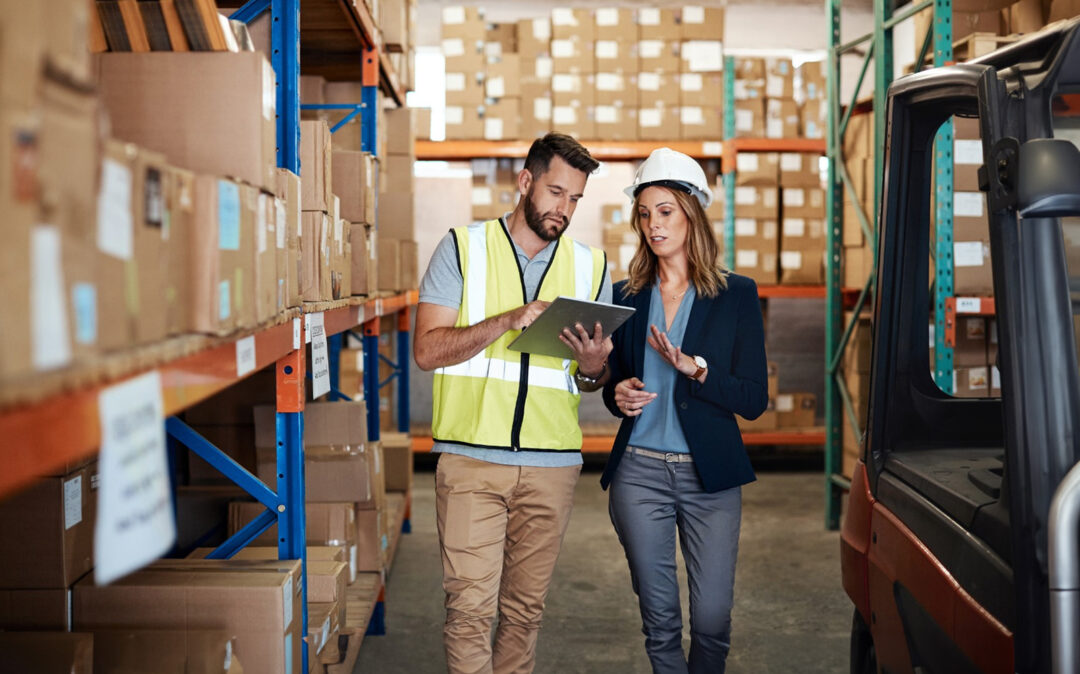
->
[[664, 453, 678, 463]]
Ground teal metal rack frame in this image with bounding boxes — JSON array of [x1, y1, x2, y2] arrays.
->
[[824, 0, 953, 529]]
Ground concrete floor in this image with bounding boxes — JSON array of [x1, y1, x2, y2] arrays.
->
[[356, 466, 852, 673]]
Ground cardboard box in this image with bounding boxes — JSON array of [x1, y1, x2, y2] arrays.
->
[[413, 107, 432, 141], [987, 318, 999, 366], [782, 187, 826, 218], [551, 8, 595, 41], [595, 40, 638, 73], [229, 501, 357, 553], [734, 185, 779, 219], [552, 102, 595, 140], [400, 239, 419, 289], [842, 310, 873, 375], [0, 632, 93, 673], [91, 629, 243, 674], [441, 6, 486, 41], [766, 98, 800, 139], [275, 169, 303, 308], [638, 105, 677, 141], [595, 104, 639, 141], [301, 121, 333, 213], [381, 432, 414, 492], [355, 507, 387, 571], [350, 223, 370, 296], [738, 397, 777, 431], [734, 99, 766, 138], [954, 366, 990, 397], [679, 6, 725, 39], [797, 60, 827, 101], [485, 55, 522, 98], [0, 588, 72, 631], [636, 8, 680, 39], [378, 237, 403, 292], [678, 106, 722, 140], [333, 151, 376, 225], [802, 99, 826, 139], [0, 462, 97, 589], [734, 57, 766, 81], [95, 141, 141, 352], [300, 75, 326, 104], [735, 153, 779, 186], [954, 239, 993, 295], [679, 72, 723, 107], [780, 152, 821, 188], [250, 189, 278, 324], [777, 393, 817, 428], [365, 225, 378, 295], [74, 560, 302, 674], [594, 7, 635, 39], [444, 105, 484, 140], [166, 168, 196, 334], [733, 237, 779, 286], [843, 244, 875, 289], [638, 40, 681, 73], [485, 22, 518, 58], [96, 52, 276, 192], [954, 316, 989, 366], [681, 40, 724, 73], [191, 176, 254, 333], [484, 98, 522, 141], [0, 111, 36, 380], [378, 184, 415, 240], [517, 16, 552, 56], [780, 247, 825, 284]]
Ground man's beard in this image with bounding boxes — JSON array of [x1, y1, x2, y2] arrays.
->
[[523, 188, 569, 242]]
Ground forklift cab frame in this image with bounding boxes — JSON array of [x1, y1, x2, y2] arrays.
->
[[841, 17, 1080, 674]]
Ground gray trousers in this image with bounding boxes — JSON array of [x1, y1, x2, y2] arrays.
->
[[608, 449, 742, 674]]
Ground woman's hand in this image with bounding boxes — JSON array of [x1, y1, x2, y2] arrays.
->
[[647, 325, 699, 377], [559, 321, 612, 377], [614, 377, 657, 417]]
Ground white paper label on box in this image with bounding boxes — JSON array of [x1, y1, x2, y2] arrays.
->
[[780, 153, 802, 172], [256, 195, 268, 254], [445, 106, 464, 125], [292, 317, 301, 350], [735, 109, 753, 132], [737, 154, 760, 172], [484, 42, 502, 59], [681, 73, 703, 92], [735, 186, 757, 205], [95, 371, 174, 585], [783, 218, 806, 237], [702, 141, 723, 156], [442, 38, 465, 58], [553, 106, 577, 125], [683, 42, 723, 72], [596, 73, 622, 91], [321, 617, 330, 650], [486, 76, 505, 98], [303, 314, 312, 344], [484, 118, 504, 140], [735, 218, 757, 236], [64, 475, 83, 530], [534, 98, 552, 121], [639, 8, 660, 25], [276, 200, 287, 249], [335, 217, 343, 254], [31, 226, 73, 371], [217, 181, 241, 250], [956, 297, 982, 313], [776, 394, 794, 413], [785, 188, 806, 207], [224, 641, 232, 672], [766, 75, 784, 98], [552, 74, 575, 93], [281, 574, 294, 629], [442, 6, 465, 24], [681, 107, 704, 125], [683, 6, 706, 23], [472, 186, 493, 205], [596, 41, 619, 59], [235, 336, 256, 377], [640, 108, 662, 127], [954, 139, 982, 165], [639, 40, 664, 58], [969, 367, 989, 387], [309, 312, 330, 398], [596, 8, 619, 26], [262, 60, 275, 121], [535, 56, 553, 79], [551, 39, 575, 58], [349, 545, 358, 581], [780, 250, 803, 269], [954, 241, 986, 267], [532, 18, 551, 41], [955, 192, 985, 218], [735, 249, 759, 268], [992, 366, 1001, 389], [97, 158, 134, 260], [444, 72, 466, 91], [218, 280, 231, 321], [552, 8, 576, 26], [638, 72, 661, 90], [284, 635, 293, 674], [596, 106, 618, 124], [766, 119, 783, 138]]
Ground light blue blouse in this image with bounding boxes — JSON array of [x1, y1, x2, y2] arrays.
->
[[627, 282, 696, 453]]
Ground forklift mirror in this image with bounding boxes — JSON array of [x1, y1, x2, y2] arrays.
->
[[1018, 138, 1080, 218]]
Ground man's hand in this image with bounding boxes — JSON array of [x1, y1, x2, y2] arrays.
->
[[505, 300, 550, 332], [559, 321, 612, 377], [614, 377, 657, 417]]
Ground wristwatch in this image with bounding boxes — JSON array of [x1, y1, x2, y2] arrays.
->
[[575, 362, 606, 385], [689, 355, 708, 381]]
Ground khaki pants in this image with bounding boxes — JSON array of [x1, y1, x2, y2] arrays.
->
[[435, 453, 582, 674]]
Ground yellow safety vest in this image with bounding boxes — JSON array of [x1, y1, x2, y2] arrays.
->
[[432, 219, 606, 451]]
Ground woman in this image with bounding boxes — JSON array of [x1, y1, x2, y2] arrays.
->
[[564, 147, 768, 673]]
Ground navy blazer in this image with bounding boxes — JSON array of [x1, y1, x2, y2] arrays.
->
[[601, 273, 769, 493]]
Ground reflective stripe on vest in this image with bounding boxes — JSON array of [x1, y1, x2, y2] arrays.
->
[[431, 219, 606, 451]]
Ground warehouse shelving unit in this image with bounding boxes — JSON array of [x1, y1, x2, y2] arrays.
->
[[824, 0, 953, 528]]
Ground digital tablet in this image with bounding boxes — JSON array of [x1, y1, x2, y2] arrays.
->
[[507, 296, 635, 360]]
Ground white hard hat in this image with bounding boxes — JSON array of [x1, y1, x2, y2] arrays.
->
[[624, 147, 713, 208]]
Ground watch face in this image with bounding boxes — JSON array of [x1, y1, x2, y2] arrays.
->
[[694, 355, 707, 369]]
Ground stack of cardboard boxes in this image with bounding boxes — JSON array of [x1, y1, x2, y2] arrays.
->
[[377, 107, 421, 292], [443, 6, 487, 139], [552, 8, 598, 140], [383, 0, 419, 91], [300, 120, 350, 302], [841, 310, 872, 478], [779, 157, 826, 284], [731, 153, 780, 284], [841, 114, 876, 290], [732, 55, 822, 141], [471, 158, 520, 223], [601, 203, 637, 283], [594, 8, 638, 141]]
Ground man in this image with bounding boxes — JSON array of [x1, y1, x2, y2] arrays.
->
[[414, 133, 613, 674]]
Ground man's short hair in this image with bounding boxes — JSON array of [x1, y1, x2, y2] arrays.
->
[[523, 133, 600, 179]]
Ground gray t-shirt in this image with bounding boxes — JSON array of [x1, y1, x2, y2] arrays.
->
[[418, 217, 613, 467]]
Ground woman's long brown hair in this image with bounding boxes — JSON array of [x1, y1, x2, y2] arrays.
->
[[623, 187, 729, 298]]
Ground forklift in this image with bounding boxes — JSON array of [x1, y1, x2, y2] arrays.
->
[[841, 17, 1080, 674]]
